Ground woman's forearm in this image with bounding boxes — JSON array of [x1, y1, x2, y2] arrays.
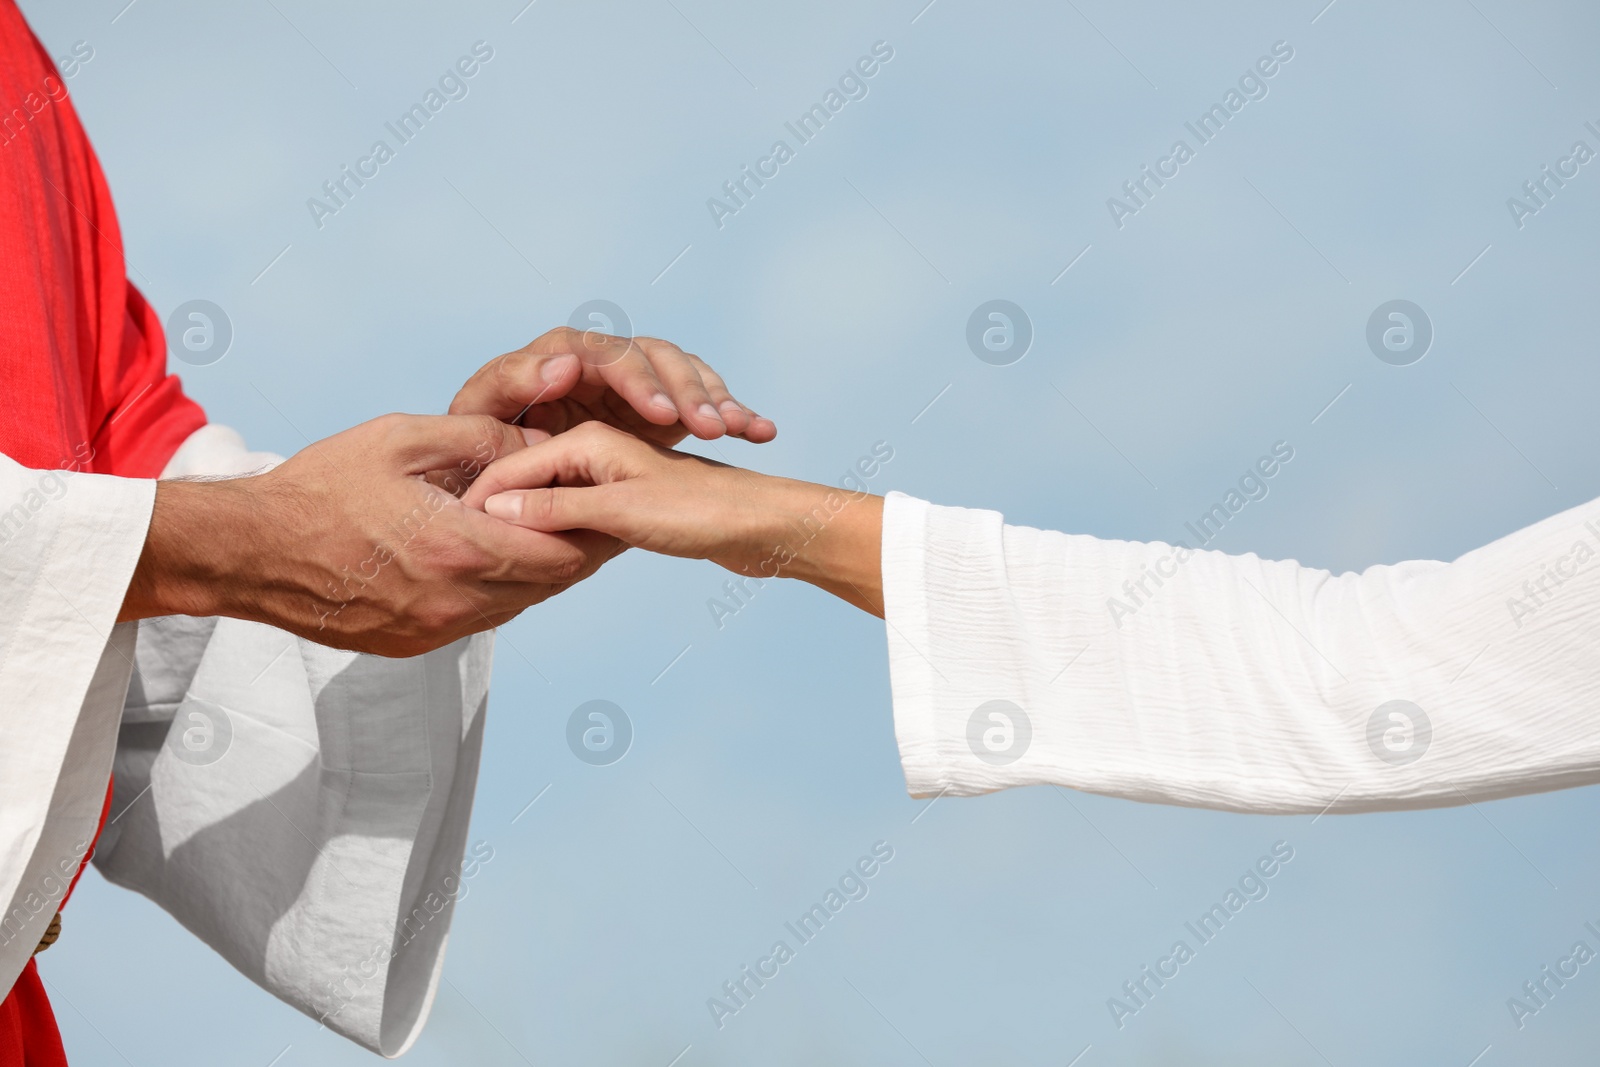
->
[[736, 475, 885, 617]]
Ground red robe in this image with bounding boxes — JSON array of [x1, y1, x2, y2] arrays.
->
[[0, 1, 207, 1060]]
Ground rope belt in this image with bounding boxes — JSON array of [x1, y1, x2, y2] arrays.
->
[[33, 912, 60, 956]]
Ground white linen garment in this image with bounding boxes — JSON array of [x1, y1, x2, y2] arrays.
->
[[882, 491, 1600, 813], [0, 425, 492, 1057]]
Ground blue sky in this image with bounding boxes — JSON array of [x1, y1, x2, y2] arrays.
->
[[21, 0, 1600, 1063]]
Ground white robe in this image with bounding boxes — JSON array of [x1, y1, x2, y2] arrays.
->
[[0, 425, 490, 1058], [882, 491, 1600, 812]]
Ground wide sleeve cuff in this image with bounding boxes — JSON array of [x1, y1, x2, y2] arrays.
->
[[0, 459, 154, 994], [93, 424, 492, 1058], [881, 490, 1035, 799]]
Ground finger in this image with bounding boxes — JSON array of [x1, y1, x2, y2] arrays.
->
[[678, 354, 749, 437], [683, 354, 776, 443], [460, 515, 625, 585], [636, 338, 725, 439], [741, 412, 778, 443], [386, 413, 536, 475], [460, 431, 602, 510], [449, 351, 584, 421], [481, 484, 630, 538], [579, 335, 681, 428], [685, 355, 775, 442]]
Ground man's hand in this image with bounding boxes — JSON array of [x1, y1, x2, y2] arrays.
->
[[120, 413, 626, 657], [449, 327, 777, 447]]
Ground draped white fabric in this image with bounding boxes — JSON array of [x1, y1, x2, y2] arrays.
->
[[2, 425, 492, 1057], [0, 456, 152, 998], [882, 491, 1600, 813]]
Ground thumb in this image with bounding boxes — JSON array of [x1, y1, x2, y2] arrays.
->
[[388, 414, 537, 476], [449, 352, 582, 421]]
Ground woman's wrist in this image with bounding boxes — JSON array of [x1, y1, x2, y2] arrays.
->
[[717, 473, 885, 617]]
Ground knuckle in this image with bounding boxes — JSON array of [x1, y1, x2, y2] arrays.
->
[[372, 412, 413, 449], [429, 589, 480, 630], [586, 424, 627, 456], [413, 529, 473, 575], [487, 352, 518, 392], [455, 353, 513, 411], [515, 489, 547, 526], [545, 545, 589, 584], [466, 413, 508, 451], [641, 335, 682, 356], [440, 535, 493, 575], [409, 601, 456, 637]]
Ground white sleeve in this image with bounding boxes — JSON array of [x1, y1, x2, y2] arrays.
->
[[881, 490, 1600, 814], [91, 425, 493, 1058], [0, 456, 152, 996]]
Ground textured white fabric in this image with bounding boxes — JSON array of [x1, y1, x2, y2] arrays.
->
[[97, 619, 491, 1057], [881, 490, 1600, 813], [158, 423, 279, 480], [1, 427, 492, 1058], [0, 456, 152, 998]]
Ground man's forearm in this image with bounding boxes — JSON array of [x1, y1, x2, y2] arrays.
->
[[119, 479, 260, 623]]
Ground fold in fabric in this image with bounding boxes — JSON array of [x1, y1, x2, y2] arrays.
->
[[0, 454, 153, 998], [85, 424, 494, 1057], [96, 620, 491, 1056]]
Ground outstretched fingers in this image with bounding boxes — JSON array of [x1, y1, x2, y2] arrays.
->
[[685, 353, 776, 442], [451, 328, 777, 447], [638, 338, 724, 439]]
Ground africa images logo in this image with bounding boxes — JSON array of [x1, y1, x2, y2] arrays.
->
[[566, 699, 632, 766], [1105, 41, 1295, 230], [706, 41, 895, 229], [1365, 300, 1432, 366], [1366, 700, 1430, 767], [967, 700, 1032, 765]]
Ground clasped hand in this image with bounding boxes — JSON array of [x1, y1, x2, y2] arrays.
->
[[123, 327, 782, 656]]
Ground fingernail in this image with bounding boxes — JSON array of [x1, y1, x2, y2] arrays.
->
[[484, 493, 521, 521], [540, 353, 579, 383], [718, 400, 743, 418], [520, 427, 551, 445], [651, 393, 677, 413], [698, 403, 724, 426]]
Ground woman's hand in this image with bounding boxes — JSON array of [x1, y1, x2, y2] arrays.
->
[[449, 327, 777, 446], [461, 423, 884, 616]]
